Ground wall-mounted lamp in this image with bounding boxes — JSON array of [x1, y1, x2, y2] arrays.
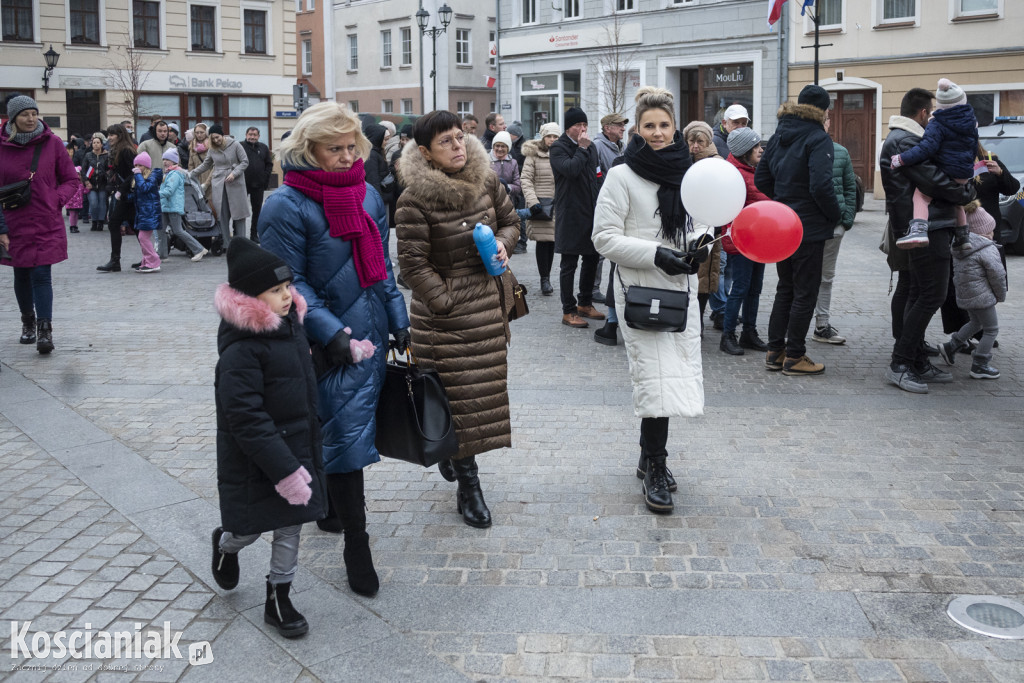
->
[[42, 44, 61, 93]]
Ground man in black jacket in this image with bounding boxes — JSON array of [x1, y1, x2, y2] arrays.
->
[[481, 113, 505, 152], [549, 107, 605, 329], [755, 85, 841, 376], [880, 88, 976, 393], [242, 127, 273, 242]]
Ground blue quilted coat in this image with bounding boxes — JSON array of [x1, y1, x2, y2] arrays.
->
[[131, 168, 163, 231], [257, 168, 410, 474], [896, 103, 979, 180]]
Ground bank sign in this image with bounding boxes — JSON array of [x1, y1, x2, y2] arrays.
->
[[500, 22, 642, 57], [168, 74, 244, 92]]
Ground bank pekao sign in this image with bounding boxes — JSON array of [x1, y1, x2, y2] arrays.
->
[[168, 74, 244, 92]]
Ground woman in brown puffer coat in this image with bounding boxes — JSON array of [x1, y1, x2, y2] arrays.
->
[[520, 122, 560, 296], [395, 110, 519, 529]]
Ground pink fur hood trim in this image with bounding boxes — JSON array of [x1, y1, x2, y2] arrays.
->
[[214, 283, 307, 333]]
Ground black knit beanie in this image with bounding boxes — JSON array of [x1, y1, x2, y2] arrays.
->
[[226, 238, 293, 297], [797, 84, 831, 112], [208, 123, 225, 136], [564, 107, 588, 129]]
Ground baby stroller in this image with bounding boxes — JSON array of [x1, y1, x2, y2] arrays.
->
[[169, 175, 224, 256]]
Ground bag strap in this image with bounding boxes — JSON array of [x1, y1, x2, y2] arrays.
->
[[27, 144, 43, 181], [617, 256, 692, 296]]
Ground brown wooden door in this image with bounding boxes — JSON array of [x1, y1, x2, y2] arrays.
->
[[831, 90, 875, 191]]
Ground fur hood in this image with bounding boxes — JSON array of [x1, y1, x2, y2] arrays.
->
[[776, 101, 828, 125], [522, 139, 549, 159], [215, 283, 307, 334], [396, 134, 493, 211]]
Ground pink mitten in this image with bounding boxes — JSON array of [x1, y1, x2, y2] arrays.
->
[[342, 327, 376, 363], [890, 154, 903, 169], [275, 466, 312, 506]]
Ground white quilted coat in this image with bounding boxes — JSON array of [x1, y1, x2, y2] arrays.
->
[[592, 164, 711, 419]]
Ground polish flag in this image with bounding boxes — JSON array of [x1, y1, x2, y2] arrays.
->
[[485, 75, 496, 88], [768, 0, 814, 27]]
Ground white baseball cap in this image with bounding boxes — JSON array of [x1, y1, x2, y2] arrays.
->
[[723, 104, 750, 122]]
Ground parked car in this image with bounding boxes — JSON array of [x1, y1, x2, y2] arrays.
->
[[977, 116, 1024, 254]]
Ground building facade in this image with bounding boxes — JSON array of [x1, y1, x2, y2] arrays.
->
[[496, 0, 785, 141], [332, 0, 497, 117], [786, 0, 1024, 194], [1, 0, 297, 146], [296, 0, 331, 107]]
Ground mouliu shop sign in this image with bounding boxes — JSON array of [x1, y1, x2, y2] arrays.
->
[[500, 22, 642, 57]]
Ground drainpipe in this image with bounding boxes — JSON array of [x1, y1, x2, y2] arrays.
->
[[324, 1, 335, 102], [495, 0, 501, 114]]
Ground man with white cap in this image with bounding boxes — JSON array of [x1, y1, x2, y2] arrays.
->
[[714, 104, 749, 159]]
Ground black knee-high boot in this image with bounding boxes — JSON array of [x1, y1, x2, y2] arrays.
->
[[640, 417, 673, 513], [453, 456, 491, 528], [326, 470, 378, 597], [316, 492, 343, 533]]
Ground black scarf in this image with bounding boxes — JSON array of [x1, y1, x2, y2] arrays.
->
[[622, 132, 692, 246]]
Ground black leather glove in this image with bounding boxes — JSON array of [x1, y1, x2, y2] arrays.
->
[[391, 327, 411, 354], [324, 328, 353, 367], [500, 179, 510, 192], [530, 203, 543, 217], [654, 246, 695, 276], [685, 233, 715, 265]]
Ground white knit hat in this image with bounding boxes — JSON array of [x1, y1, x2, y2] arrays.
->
[[492, 131, 512, 149], [936, 78, 967, 109], [539, 122, 562, 138]]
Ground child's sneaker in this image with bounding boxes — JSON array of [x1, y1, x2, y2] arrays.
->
[[896, 219, 929, 249], [970, 361, 1000, 379]]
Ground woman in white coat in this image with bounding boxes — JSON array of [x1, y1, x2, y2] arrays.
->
[[592, 87, 713, 514]]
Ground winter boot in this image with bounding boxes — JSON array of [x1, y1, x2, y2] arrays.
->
[[453, 456, 492, 528], [540, 277, 554, 296], [329, 470, 379, 596], [739, 328, 768, 351], [952, 224, 970, 249], [264, 578, 308, 638], [36, 320, 53, 355], [593, 321, 618, 346], [91, 220, 105, 232], [643, 456, 674, 513], [719, 331, 744, 355], [437, 459, 458, 482], [20, 313, 36, 344], [210, 527, 239, 590], [96, 257, 121, 272], [896, 219, 929, 249], [638, 417, 676, 508], [636, 428, 677, 492]]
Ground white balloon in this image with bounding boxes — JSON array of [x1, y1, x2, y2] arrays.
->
[[679, 157, 747, 227]]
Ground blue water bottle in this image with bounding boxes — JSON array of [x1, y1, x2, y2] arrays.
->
[[473, 222, 506, 276]]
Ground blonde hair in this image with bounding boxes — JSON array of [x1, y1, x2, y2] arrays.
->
[[635, 86, 676, 128], [964, 199, 981, 214], [278, 102, 370, 169]]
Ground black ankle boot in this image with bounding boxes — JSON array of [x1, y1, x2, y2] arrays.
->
[[315, 492, 343, 533], [636, 427, 676, 492], [739, 328, 768, 351], [96, 258, 121, 272], [453, 456, 491, 528], [210, 527, 239, 590], [540, 277, 553, 296], [91, 221, 105, 232], [720, 332, 744, 356], [36, 320, 53, 355], [643, 456, 674, 513], [20, 313, 36, 344], [594, 321, 618, 346], [264, 578, 308, 638], [437, 459, 457, 482], [328, 470, 379, 596]]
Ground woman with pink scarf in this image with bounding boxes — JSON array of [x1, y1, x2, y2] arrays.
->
[[256, 102, 409, 600]]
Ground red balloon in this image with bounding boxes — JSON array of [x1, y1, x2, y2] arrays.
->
[[729, 201, 804, 264]]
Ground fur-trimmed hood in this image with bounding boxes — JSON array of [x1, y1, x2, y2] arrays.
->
[[888, 115, 925, 138], [522, 139, 549, 159], [395, 134, 493, 211], [777, 101, 828, 125], [215, 283, 307, 334]]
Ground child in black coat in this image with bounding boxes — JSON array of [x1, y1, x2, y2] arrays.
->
[[212, 237, 327, 638]]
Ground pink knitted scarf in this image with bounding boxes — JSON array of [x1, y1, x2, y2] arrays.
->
[[283, 159, 387, 288]]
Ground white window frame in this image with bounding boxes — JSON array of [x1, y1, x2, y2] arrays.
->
[[1, 0, 41, 44], [456, 100, 473, 117], [873, 0, 918, 27], [950, 0, 1002, 20], [306, 0, 314, 9], [380, 29, 392, 68], [563, 0, 582, 19], [455, 27, 470, 66], [301, 38, 312, 75], [613, 0, 636, 14], [489, 29, 496, 67], [520, 0, 537, 26], [400, 26, 412, 66], [401, 98, 413, 114], [129, 0, 165, 51], [240, 1, 273, 56], [187, 1, 222, 54], [382, 99, 393, 113], [348, 99, 358, 112], [347, 33, 358, 71], [805, 0, 844, 32], [65, 0, 106, 47]]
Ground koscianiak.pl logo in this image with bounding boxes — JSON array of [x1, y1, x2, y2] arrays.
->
[[9, 622, 213, 670]]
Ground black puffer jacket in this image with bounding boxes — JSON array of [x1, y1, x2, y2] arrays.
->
[[550, 133, 600, 256], [755, 102, 841, 242], [214, 285, 327, 536], [363, 124, 388, 199], [974, 156, 1019, 244]]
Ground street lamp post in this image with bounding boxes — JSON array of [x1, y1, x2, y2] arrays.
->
[[416, 3, 452, 112]]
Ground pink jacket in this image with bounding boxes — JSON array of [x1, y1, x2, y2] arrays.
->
[[0, 123, 78, 267]]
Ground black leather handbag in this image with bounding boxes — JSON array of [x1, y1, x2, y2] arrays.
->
[[0, 145, 43, 212], [535, 197, 554, 221], [618, 270, 690, 333], [375, 350, 458, 467]]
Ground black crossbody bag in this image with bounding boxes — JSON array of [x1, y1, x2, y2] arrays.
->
[[617, 267, 690, 333], [0, 145, 44, 211]]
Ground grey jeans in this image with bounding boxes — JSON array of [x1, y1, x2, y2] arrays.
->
[[219, 524, 301, 585], [815, 227, 845, 328], [162, 213, 204, 256], [951, 304, 999, 361]]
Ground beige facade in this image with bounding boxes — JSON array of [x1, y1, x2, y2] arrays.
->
[[1, 0, 297, 148], [785, 0, 1024, 195]]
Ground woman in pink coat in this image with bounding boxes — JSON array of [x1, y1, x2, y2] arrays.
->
[[0, 96, 79, 354]]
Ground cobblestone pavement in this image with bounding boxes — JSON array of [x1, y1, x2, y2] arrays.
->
[[1, 199, 1023, 681]]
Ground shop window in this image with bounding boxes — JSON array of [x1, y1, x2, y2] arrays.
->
[[302, 39, 312, 75], [70, 0, 100, 45], [191, 5, 217, 52], [348, 34, 358, 71], [132, 1, 160, 48], [456, 29, 470, 66], [243, 9, 266, 54], [401, 99, 413, 114], [2, 0, 33, 42], [400, 27, 412, 66], [381, 30, 392, 68]]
